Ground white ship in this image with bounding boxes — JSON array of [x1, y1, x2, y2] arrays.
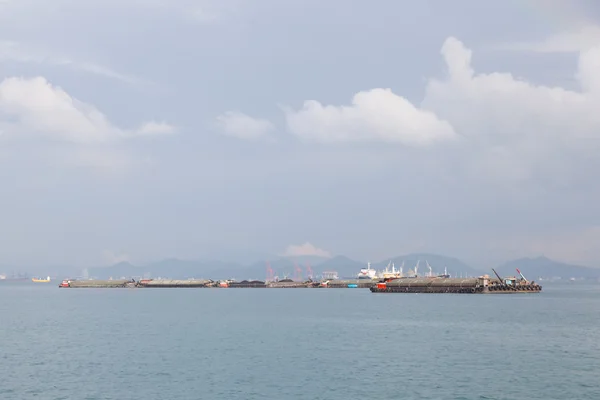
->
[[381, 261, 404, 280], [357, 262, 379, 279]]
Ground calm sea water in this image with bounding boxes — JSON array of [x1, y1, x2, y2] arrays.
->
[[1, 282, 599, 400]]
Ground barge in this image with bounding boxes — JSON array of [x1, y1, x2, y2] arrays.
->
[[136, 279, 214, 288], [59, 279, 135, 288], [370, 269, 541, 294], [324, 279, 377, 288], [227, 280, 267, 288]]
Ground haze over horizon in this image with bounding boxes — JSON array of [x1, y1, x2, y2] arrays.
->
[[2, 0, 600, 268]]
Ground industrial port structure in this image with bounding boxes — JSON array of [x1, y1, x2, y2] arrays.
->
[[58, 264, 542, 294]]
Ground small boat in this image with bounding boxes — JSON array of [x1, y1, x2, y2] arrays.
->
[[32, 276, 51, 283]]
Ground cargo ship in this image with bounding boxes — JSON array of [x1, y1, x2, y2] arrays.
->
[[357, 262, 379, 279]]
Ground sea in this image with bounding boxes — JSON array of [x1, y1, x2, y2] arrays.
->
[[0, 281, 599, 400]]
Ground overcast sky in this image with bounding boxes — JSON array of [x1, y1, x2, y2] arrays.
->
[[1, 0, 600, 268]]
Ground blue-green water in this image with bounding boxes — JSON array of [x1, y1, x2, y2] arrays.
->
[[1, 282, 599, 399]]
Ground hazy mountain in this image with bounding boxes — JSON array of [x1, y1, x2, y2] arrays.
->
[[495, 256, 600, 279], [88, 259, 242, 280], [87, 261, 138, 279], [197, 250, 275, 266], [0, 263, 81, 279], [314, 255, 366, 278], [373, 253, 483, 277], [242, 258, 299, 281], [282, 255, 331, 266], [7, 252, 599, 281]]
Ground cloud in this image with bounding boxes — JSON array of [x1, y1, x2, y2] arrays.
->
[[497, 25, 600, 53], [282, 242, 332, 258], [0, 41, 144, 85], [0, 75, 175, 171], [137, 121, 177, 136], [216, 111, 275, 140], [224, 34, 600, 191], [421, 36, 600, 184], [283, 88, 457, 145], [0, 76, 175, 144]]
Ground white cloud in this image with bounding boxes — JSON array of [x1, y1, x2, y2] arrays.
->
[[421, 36, 600, 183], [0, 76, 175, 144], [228, 33, 600, 190], [283, 88, 457, 145], [137, 121, 177, 136], [497, 25, 600, 53], [282, 242, 332, 258], [216, 111, 275, 140]]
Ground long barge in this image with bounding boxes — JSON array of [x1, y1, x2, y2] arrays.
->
[[324, 279, 377, 288], [137, 279, 213, 288], [59, 279, 136, 288], [370, 272, 541, 294]]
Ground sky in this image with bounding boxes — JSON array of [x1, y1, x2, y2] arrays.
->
[[1, 0, 600, 268]]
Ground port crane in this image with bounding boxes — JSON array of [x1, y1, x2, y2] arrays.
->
[[305, 263, 313, 280], [266, 261, 274, 282], [293, 261, 303, 281]]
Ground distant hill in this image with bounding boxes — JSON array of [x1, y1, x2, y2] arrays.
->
[[88, 259, 242, 280], [13, 252, 600, 281], [283, 255, 331, 266], [48, 253, 485, 280], [373, 253, 482, 277], [495, 256, 600, 279], [197, 250, 275, 266], [0, 263, 80, 279], [240, 258, 306, 281], [314, 255, 366, 278]]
